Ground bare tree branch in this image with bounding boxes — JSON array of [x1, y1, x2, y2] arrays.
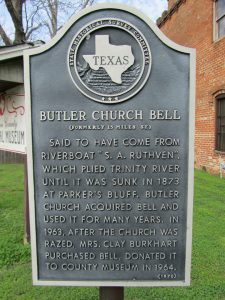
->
[[0, 23, 12, 45], [81, 0, 93, 9], [24, 0, 29, 32], [42, 21, 53, 37], [26, 23, 42, 39], [0, 0, 96, 45]]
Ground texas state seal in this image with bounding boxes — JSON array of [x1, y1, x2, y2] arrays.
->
[[68, 18, 151, 103]]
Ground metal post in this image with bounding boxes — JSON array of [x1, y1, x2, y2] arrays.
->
[[23, 156, 30, 244], [99, 287, 124, 300]]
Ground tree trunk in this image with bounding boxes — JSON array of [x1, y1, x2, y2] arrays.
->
[[0, 23, 12, 45], [5, 0, 26, 44], [48, 0, 58, 38]]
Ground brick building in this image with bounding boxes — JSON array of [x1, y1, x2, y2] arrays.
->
[[158, 0, 225, 173]]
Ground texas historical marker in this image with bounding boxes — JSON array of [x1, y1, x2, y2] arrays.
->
[[25, 4, 195, 287]]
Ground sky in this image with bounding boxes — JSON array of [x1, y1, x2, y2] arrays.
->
[[96, 0, 168, 22], [0, 0, 168, 43]]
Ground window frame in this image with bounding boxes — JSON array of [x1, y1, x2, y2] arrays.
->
[[216, 94, 225, 152], [214, 0, 225, 40]]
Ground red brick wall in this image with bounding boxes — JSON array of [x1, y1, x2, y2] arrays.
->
[[159, 0, 225, 174]]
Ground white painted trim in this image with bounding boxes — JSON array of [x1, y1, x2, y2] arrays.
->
[[0, 148, 26, 154], [24, 53, 39, 284], [214, 0, 225, 42], [24, 3, 196, 287], [213, 0, 217, 41], [185, 47, 196, 285], [33, 280, 190, 287], [0, 44, 34, 61]]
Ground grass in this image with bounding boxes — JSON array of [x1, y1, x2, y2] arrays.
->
[[0, 164, 30, 268], [0, 164, 225, 299]]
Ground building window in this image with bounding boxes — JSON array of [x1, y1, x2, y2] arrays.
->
[[215, 0, 225, 39], [216, 95, 225, 151]]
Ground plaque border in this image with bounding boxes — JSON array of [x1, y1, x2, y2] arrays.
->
[[24, 3, 196, 287]]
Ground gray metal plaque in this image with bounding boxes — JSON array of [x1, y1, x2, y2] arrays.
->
[[25, 4, 195, 287]]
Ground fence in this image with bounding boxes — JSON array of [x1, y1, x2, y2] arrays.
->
[[0, 150, 25, 164]]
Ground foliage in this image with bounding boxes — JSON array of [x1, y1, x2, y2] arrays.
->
[[0, 165, 225, 299], [156, 9, 168, 26]]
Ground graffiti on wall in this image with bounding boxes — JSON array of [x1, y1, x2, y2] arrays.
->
[[0, 85, 26, 153]]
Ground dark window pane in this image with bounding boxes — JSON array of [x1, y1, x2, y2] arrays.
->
[[217, 97, 225, 151], [221, 134, 225, 151], [216, 0, 225, 20], [221, 97, 225, 114], [218, 16, 225, 38]]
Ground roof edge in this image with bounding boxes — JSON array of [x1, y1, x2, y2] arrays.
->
[[0, 42, 44, 62], [157, 0, 186, 28]]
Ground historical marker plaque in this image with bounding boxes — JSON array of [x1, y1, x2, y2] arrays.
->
[[25, 4, 195, 286]]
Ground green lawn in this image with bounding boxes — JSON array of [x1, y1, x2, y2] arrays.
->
[[0, 164, 225, 299]]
